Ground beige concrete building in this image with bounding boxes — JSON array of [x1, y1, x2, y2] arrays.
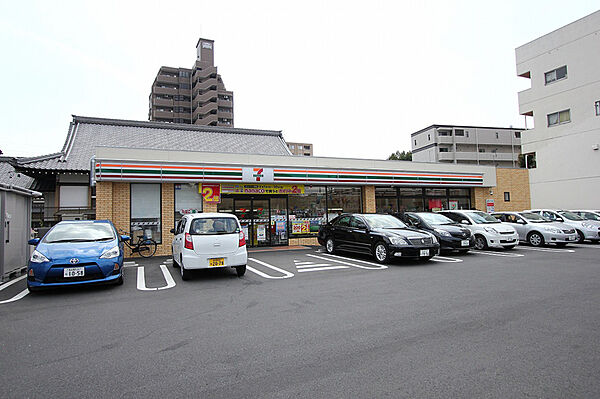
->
[[287, 142, 313, 156], [411, 125, 524, 167], [149, 38, 234, 127]]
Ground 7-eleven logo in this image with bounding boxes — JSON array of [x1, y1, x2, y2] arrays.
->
[[253, 168, 264, 181]]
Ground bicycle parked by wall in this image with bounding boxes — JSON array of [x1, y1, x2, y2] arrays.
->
[[119, 229, 157, 258]]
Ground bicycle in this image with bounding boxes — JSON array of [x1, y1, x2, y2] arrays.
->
[[119, 230, 158, 258]]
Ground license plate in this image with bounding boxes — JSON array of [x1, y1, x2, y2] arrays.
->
[[461, 240, 470, 247], [419, 249, 429, 257], [209, 258, 225, 267], [64, 267, 84, 278]]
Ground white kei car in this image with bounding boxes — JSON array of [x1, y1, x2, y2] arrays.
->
[[439, 210, 519, 250], [171, 213, 248, 280]]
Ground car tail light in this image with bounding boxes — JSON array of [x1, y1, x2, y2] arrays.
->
[[184, 233, 194, 250], [239, 231, 246, 247]]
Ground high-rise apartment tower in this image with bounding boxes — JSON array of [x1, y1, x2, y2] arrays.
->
[[149, 38, 234, 127]]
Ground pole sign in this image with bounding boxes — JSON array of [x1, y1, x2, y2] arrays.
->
[[200, 184, 221, 203]]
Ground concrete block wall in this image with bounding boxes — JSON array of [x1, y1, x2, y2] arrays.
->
[[473, 168, 531, 212], [362, 186, 376, 213]]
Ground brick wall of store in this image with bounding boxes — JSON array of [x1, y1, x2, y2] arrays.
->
[[472, 168, 531, 212]]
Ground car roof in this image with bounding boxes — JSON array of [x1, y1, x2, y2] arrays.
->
[[185, 213, 237, 219], [58, 220, 111, 224]]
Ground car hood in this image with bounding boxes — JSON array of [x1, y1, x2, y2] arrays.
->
[[431, 224, 470, 234], [372, 227, 432, 239], [37, 240, 117, 260], [476, 223, 515, 233], [544, 222, 574, 230]]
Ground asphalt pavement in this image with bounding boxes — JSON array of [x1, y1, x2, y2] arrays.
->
[[1, 244, 599, 398]]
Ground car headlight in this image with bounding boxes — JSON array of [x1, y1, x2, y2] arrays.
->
[[100, 245, 120, 259], [483, 227, 498, 234], [430, 234, 438, 244], [389, 237, 408, 246], [30, 250, 49, 263], [434, 229, 451, 237], [582, 222, 595, 229]]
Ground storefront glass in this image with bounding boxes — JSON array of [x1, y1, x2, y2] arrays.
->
[[375, 187, 398, 214], [327, 186, 361, 221], [288, 186, 326, 237], [174, 183, 203, 226], [399, 197, 424, 212], [130, 183, 162, 243]]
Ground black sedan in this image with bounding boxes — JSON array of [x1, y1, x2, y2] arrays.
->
[[395, 212, 475, 253], [317, 213, 440, 263]]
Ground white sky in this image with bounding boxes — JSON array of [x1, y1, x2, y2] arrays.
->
[[0, 1, 598, 159]]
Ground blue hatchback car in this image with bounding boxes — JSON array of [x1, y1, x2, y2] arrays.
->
[[27, 220, 129, 292]]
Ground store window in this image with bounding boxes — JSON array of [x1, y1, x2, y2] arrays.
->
[[375, 187, 398, 214], [327, 187, 361, 221], [174, 183, 203, 226], [131, 183, 162, 243], [288, 186, 326, 237]]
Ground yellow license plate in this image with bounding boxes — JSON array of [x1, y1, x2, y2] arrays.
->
[[209, 258, 225, 267]]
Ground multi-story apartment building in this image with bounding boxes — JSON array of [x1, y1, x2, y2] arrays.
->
[[148, 38, 234, 127], [411, 125, 524, 167], [516, 10, 600, 208], [287, 142, 313, 156]]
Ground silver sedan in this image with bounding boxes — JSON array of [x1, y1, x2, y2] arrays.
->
[[491, 211, 578, 247]]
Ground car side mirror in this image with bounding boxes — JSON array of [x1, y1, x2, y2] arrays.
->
[[120, 235, 130, 242], [460, 220, 469, 225], [28, 238, 40, 246], [556, 217, 564, 222], [518, 220, 526, 225], [169, 228, 176, 234]]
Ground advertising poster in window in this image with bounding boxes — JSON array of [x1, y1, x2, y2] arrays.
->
[[428, 199, 443, 212], [449, 200, 458, 210], [200, 183, 221, 203], [257, 225, 266, 241], [291, 220, 310, 234]]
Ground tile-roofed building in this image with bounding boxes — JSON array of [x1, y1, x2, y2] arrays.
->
[[0, 157, 34, 189]]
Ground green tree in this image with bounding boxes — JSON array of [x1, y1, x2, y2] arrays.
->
[[388, 150, 412, 161]]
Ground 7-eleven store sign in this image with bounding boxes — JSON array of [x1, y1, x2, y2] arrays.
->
[[242, 167, 274, 183]]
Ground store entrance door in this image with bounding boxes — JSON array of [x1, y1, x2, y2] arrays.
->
[[231, 196, 288, 248]]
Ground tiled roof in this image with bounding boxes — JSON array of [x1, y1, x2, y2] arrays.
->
[[0, 157, 34, 189], [16, 116, 292, 172]]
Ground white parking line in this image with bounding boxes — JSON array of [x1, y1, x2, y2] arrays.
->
[[307, 253, 388, 270], [297, 266, 349, 273], [247, 258, 294, 279], [0, 289, 29, 304], [431, 256, 464, 263], [136, 265, 177, 291], [296, 263, 332, 268], [470, 250, 525, 257], [517, 247, 575, 253], [0, 275, 27, 291], [294, 261, 315, 266], [123, 261, 139, 268]]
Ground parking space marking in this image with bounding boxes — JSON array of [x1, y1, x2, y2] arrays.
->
[[0, 275, 27, 292], [295, 263, 333, 268], [0, 289, 29, 304], [517, 247, 575, 253], [431, 256, 464, 263], [123, 261, 139, 268], [297, 266, 349, 273], [247, 258, 294, 279], [136, 264, 177, 291], [470, 250, 525, 257], [307, 253, 388, 270]]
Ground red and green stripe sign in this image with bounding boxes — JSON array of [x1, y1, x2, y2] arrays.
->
[[94, 162, 484, 186]]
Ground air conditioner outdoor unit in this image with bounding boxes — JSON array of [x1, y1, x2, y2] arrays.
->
[[61, 213, 84, 221]]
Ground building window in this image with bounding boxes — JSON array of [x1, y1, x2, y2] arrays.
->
[[525, 152, 537, 169], [545, 65, 567, 85], [595, 101, 600, 116], [439, 148, 449, 152], [438, 130, 452, 136], [515, 131, 521, 138], [375, 187, 399, 214], [174, 183, 203, 226], [455, 129, 464, 136], [130, 183, 162, 244], [288, 186, 327, 237], [179, 83, 190, 89], [504, 192, 511, 202], [327, 187, 362, 220], [479, 148, 486, 153], [427, 134, 431, 140], [290, 145, 295, 149], [414, 139, 417, 146], [495, 132, 499, 139], [547, 109, 570, 126]]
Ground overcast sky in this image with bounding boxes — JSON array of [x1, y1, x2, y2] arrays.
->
[[1, 1, 598, 159]]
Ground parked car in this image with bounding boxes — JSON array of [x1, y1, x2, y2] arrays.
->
[[317, 213, 440, 263], [171, 213, 247, 280], [491, 211, 577, 247], [528, 209, 600, 243], [396, 212, 475, 253], [438, 210, 519, 250], [26, 220, 127, 292], [570, 210, 600, 223]]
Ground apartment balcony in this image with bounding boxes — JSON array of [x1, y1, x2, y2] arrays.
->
[[156, 74, 179, 84], [193, 102, 218, 119], [193, 90, 218, 104], [153, 97, 173, 107], [218, 98, 233, 107], [192, 77, 218, 93], [152, 109, 174, 119], [153, 86, 178, 96], [439, 151, 519, 162], [218, 109, 233, 117]]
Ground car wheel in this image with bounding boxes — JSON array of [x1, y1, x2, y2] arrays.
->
[[325, 238, 336, 254], [180, 260, 190, 281], [115, 275, 124, 285], [27, 284, 39, 293], [236, 265, 246, 277], [575, 230, 585, 243], [373, 242, 389, 264], [474, 235, 488, 250], [527, 232, 544, 247]]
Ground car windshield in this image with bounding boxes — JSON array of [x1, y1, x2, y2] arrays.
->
[[559, 211, 584, 221], [467, 211, 500, 224], [362, 214, 407, 229], [43, 223, 116, 243], [189, 217, 238, 235], [520, 212, 551, 223], [416, 212, 455, 225]]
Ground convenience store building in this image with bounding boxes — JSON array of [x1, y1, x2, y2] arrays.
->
[[16, 116, 530, 255]]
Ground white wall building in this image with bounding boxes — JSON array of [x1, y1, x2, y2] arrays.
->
[[516, 10, 600, 208]]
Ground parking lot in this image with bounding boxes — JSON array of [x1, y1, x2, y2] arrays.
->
[[1, 244, 600, 398]]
